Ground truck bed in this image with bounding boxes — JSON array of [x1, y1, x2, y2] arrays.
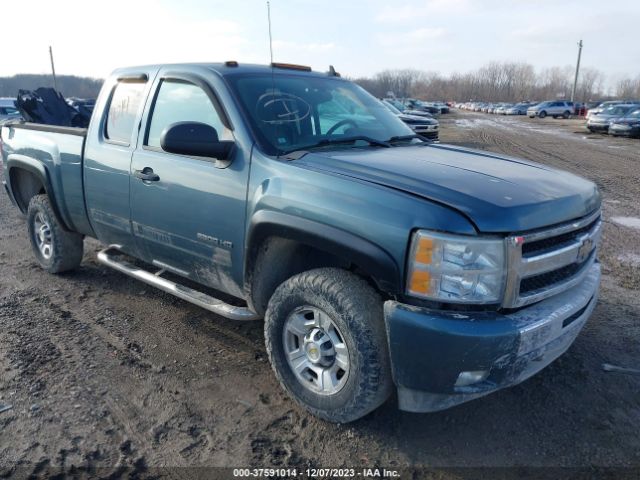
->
[[1, 121, 94, 236]]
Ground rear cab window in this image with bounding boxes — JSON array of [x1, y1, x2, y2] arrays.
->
[[105, 81, 146, 145]]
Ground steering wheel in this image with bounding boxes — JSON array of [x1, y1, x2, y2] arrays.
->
[[326, 119, 358, 136]]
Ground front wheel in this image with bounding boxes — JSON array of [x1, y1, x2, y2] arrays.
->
[[563, 110, 571, 119], [264, 268, 392, 423], [27, 194, 83, 273], [539, 110, 547, 118]]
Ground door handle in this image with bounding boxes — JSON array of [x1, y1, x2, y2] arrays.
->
[[134, 167, 160, 182]]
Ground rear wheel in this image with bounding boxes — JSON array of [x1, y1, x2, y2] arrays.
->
[[562, 110, 571, 119], [27, 194, 83, 273], [264, 268, 392, 423], [539, 110, 547, 118]]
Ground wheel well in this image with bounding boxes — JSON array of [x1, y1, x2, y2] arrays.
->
[[246, 236, 383, 317], [9, 168, 45, 213]]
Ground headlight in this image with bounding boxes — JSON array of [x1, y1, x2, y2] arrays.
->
[[406, 230, 506, 304]]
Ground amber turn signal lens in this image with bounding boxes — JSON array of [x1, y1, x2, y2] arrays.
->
[[415, 237, 434, 264], [410, 270, 431, 294]]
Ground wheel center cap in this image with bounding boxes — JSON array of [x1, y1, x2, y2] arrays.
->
[[305, 342, 321, 362]]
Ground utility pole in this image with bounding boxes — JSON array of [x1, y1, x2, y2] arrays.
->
[[570, 40, 583, 103], [49, 46, 58, 92]]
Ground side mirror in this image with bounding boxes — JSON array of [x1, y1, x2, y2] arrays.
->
[[160, 122, 234, 163]]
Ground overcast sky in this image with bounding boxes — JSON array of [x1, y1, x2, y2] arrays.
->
[[3, 0, 639, 86]]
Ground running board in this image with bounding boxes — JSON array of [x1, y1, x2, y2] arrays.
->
[[96, 246, 260, 321]]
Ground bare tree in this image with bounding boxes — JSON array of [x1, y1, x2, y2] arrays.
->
[[353, 61, 608, 103], [615, 76, 640, 99]]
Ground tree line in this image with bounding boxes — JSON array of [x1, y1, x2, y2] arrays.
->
[[2, 65, 640, 103], [353, 61, 637, 102], [0, 74, 103, 99]]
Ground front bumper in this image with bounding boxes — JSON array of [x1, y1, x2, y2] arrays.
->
[[609, 126, 640, 137], [384, 262, 600, 412], [587, 123, 610, 132]]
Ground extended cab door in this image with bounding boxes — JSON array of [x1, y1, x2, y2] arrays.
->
[[129, 69, 249, 298], [84, 71, 156, 255]]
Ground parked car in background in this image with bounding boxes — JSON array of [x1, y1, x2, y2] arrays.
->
[[0, 98, 21, 123], [495, 104, 512, 115], [384, 98, 435, 120], [608, 108, 640, 137], [585, 100, 638, 120], [505, 103, 531, 115], [527, 101, 574, 119], [66, 97, 96, 114], [0, 105, 21, 124], [429, 102, 449, 114], [382, 100, 439, 140], [0, 97, 17, 107], [405, 99, 440, 115], [586, 104, 639, 133]]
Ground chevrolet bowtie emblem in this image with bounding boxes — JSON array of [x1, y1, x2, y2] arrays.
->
[[576, 237, 594, 263]]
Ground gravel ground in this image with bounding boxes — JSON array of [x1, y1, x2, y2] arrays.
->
[[0, 110, 639, 478]]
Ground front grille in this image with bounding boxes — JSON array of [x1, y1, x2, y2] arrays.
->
[[520, 254, 592, 295], [503, 210, 602, 308], [522, 219, 599, 257]]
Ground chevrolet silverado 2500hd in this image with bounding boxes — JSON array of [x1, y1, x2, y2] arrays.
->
[[1, 62, 602, 422]]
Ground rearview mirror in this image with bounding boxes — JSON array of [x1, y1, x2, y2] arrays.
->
[[160, 122, 234, 163]]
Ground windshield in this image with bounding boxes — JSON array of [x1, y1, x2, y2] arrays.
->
[[604, 105, 632, 115], [227, 73, 414, 155], [626, 109, 640, 118]]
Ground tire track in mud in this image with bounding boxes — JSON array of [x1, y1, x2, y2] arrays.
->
[[0, 293, 145, 477]]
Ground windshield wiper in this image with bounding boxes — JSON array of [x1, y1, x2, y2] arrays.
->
[[387, 134, 430, 144], [282, 135, 391, 156]]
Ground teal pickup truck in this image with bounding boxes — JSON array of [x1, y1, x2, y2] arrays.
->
[[1, 62, 602, 422]]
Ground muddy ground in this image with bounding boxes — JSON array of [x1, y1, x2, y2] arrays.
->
[[0, 111, 639, 478]]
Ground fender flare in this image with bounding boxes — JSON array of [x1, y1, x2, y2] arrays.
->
[[6, 155, 70, 230], [245, 210, 402, 294]]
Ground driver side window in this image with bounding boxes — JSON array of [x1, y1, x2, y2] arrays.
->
[[145, 79, 232, 149]]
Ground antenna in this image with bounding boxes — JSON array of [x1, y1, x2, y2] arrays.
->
[[49, 46, 58, 93], [267, 1, 279, 157], [267, 1, 274, 65]]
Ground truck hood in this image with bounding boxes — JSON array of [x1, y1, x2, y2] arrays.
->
[[294, 144, 600, 233]]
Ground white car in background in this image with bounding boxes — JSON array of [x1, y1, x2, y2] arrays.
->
[[506, 103, 533, 115]]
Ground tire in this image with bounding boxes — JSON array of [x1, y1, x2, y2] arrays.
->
[[27, 194, 83, 273], [563, 110, 571, 119], [539, 111, 547, 118], [264, 268, 393, 423]]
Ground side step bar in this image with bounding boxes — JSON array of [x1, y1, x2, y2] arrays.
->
[[97, 246, 261, 321]]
